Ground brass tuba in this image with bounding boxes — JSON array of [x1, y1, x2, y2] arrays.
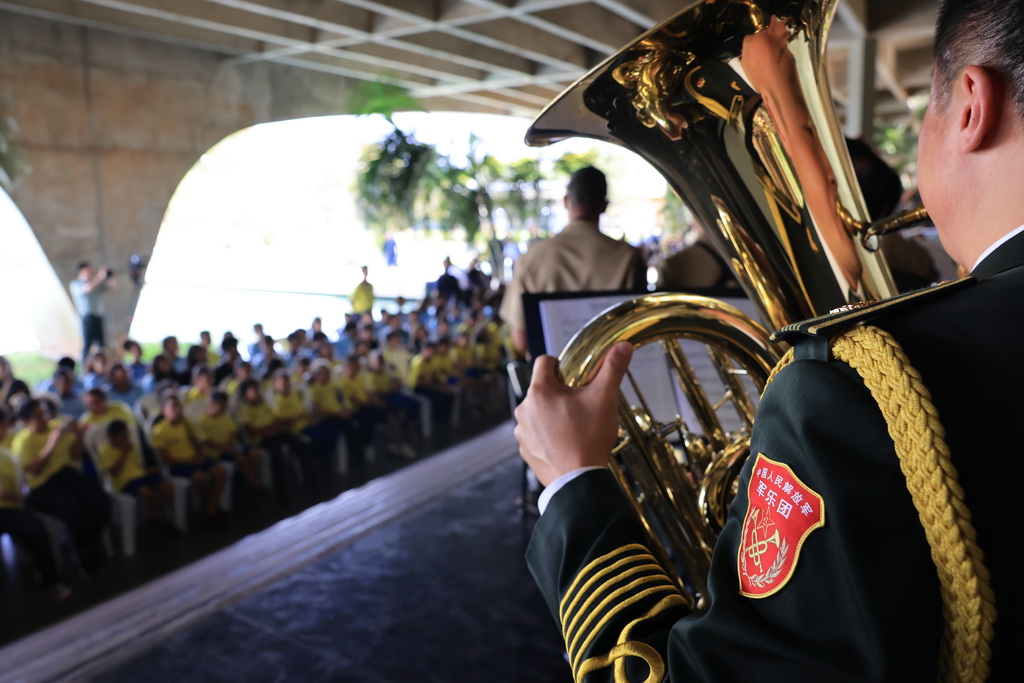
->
[[526, 0, 918, 608]]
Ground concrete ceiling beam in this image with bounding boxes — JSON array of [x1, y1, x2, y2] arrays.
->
[[0, 0, 261, 54]]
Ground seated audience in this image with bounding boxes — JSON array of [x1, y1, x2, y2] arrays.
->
[[105, 363, 144, 408], [198, 331, 220, 368], [51, 369, 85, 419], [213, 336, 240, 387], [141, 354, 176, 394], [12, 399, 110, 573], [82, 352, 109, 390], [151, 394, 227, 518], [99, 419, 174, 529], [0, 408, 70, 599], [198, 391, 262, 491], [408, 342, 454, 425], [183, 365, 214, 406], [79, 388, 135, 431], [122, 340, 148, 381]]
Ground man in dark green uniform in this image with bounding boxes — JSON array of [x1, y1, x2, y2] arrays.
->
[[516, 1, 1023, 680]]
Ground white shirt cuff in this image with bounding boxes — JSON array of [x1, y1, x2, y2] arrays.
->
[[538, 466, 606, 515]]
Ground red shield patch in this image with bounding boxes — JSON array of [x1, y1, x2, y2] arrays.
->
[[738, 453, 825, 598]]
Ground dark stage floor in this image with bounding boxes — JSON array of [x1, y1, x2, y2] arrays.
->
[[87, 455, 571, 683], [0, 414, 509, 648]]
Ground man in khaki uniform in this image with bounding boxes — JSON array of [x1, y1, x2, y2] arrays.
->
[[500, 166, 647, 355], [658, 232, 739, 290]]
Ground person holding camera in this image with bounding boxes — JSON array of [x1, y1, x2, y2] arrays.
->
[[69, 260, 115, 361]]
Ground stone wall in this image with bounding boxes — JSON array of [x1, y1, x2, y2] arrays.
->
[[0, 10, 356, 351]]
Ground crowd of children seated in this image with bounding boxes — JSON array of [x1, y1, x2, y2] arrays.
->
[[0, 295, 512, 601]]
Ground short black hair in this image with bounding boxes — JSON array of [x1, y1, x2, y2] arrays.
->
[[238, 378, 260, 396], [211, 390, 228, 404], [106, 419, 129, 439], [18, 398, 41, 422], [566, 166, 608, 215], [57, 357, 76, 370], [77, 261, 90, 271], [86, 387, 107, 401], [934, 0, 1024, 117]]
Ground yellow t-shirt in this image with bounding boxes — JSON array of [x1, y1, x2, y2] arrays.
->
[[364, 370, 394, 396], [478, 338, 501, 368], [0, 432, 15, 450], [434, 354, 456, 382], [199, 412, 238, 454], [450, 346, 475, 372], [97, 441, 147, 493], [12, 421, 80, 489], [408, 355, 447, 389], [224, 378, 241, 398], [183, 386, 209, 405], [151, 419, 200, 465], [383, 346, 412, 385], [272, 391, 310, 434], [308, 383, 343, 415], [79, 402, 136, 431], [351, 281, 374, 314], [0, 447, 21, 509], [239, 402, 276, 444], [336, 374, 370, 410]]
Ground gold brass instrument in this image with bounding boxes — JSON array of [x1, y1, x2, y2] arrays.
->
[[526, 0, 926, 608]]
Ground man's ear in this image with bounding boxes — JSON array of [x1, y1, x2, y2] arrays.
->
[[958, 65, 1004, 152]]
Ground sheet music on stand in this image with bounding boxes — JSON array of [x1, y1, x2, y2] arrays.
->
[[523, 289, 764, 432]]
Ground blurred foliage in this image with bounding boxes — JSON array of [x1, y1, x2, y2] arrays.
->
[[874, 97, 927, 190], [660, 189, 696, 240], [348, 80, 421, 121], [355, 127, 436, 238], [498, 158, 546, 233], [553, 150, 600, 177]]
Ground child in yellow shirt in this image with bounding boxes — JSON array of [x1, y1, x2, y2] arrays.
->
[[199, 391, 262, 491], [100, 419, 174, 527], [151, 394, 227, 518]]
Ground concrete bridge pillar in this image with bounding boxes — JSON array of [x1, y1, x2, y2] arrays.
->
[[0, 10, 355, 355]]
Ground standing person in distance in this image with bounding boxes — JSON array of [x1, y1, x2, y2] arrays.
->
[[69, 261, 115, 362]]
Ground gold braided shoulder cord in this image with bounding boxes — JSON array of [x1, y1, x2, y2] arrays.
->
[[765, 326, 995, 682]]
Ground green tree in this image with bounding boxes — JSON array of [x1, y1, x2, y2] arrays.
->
[[874, 97, 926, 189], [554, 150, 600, 177], [348, 80, 421, 121], [660, 189, 695, 240], [354, 126, 435, 241], [497, 158, 547, 234]]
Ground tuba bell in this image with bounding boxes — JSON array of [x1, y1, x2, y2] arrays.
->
[[526, 0, 920, 608]]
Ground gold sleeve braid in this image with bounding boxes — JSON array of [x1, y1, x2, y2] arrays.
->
[[558, 544, 687, 682], [766, 327, 996, 682]]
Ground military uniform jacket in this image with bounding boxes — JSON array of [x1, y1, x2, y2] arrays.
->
[[527, 232, 1024, 681]]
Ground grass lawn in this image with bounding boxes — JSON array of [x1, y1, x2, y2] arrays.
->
[[4, 342, 165, 388]]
